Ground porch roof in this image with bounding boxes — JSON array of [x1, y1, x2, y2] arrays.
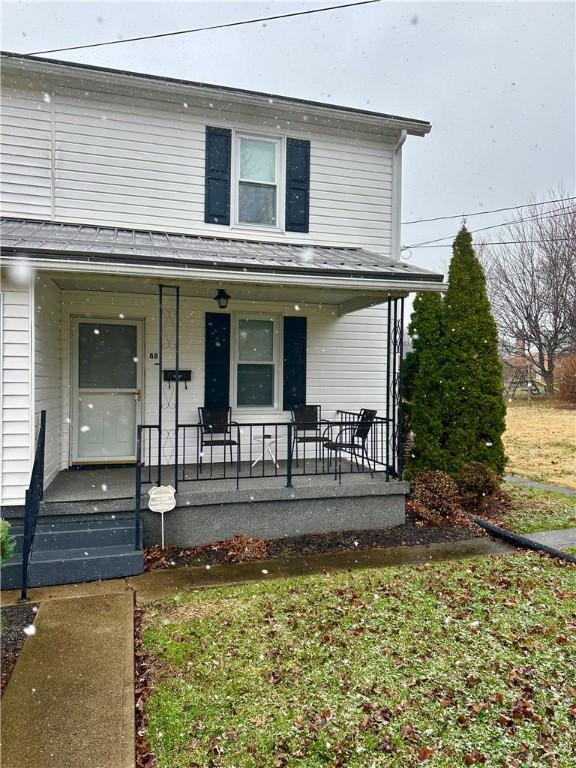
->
[[1, 218, 444, 288]]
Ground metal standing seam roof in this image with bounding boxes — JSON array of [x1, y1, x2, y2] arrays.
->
[[0, 218, 444, 282]]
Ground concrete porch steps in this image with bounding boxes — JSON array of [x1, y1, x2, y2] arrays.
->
[[1, 516, 144, 590]]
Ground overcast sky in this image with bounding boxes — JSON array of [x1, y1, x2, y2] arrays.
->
[[2, 0, 574, 276]]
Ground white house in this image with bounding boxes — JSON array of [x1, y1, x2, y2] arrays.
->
[[0, 52, 444, 588]]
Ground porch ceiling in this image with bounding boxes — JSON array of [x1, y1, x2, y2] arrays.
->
[[47, 271, 394, 308]]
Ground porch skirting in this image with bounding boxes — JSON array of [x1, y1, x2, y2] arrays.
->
[[142, 480, 408, 548]]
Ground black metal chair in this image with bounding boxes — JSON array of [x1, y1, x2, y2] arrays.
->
[[324, 408, 378, 478], [197, 407, 239, 473], [290, 404, 328, 466]]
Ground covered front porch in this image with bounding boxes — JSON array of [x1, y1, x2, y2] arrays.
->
[[32, 266, 408, 493], [1, 218, 445, 548], [30, 265, 409, 544]]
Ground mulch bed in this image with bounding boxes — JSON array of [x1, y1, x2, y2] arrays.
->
[[1, 602, 38, 696], [144, 506, 486, 572]]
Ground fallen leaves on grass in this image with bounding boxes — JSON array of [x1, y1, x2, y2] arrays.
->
[[141, 553, 576, 768]]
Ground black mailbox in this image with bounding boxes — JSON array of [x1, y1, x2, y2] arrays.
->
[[162, 369, 192, 383]]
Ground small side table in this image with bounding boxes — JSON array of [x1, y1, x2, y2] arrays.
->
[[251, 434, 279, 469]]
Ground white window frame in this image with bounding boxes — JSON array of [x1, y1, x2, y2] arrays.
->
[[232, 131, 285, 231], [230, 312, 282, 411]]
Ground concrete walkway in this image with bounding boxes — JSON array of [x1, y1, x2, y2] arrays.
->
[[1, 537, 514, 609], [523, 527, 576, 550], [505, 475, 576, 496], [0, 592, 135, 768], [128, 537, 514, 604]]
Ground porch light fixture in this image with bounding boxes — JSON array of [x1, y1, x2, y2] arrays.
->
[[215, 289, 230, 309]]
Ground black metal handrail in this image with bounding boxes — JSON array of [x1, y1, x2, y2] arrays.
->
[[19, 410, 46, 603], [135, 412, 397, 496], [134, 413, 401, 542]]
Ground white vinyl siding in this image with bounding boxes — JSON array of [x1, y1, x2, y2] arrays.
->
[[1, 75, 396, 255], [0, 274, 33, 506], [34, 275, 62, 486], [0, 86, 53, 220]]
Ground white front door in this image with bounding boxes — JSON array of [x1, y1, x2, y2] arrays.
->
[[71, 318, 143, 462]]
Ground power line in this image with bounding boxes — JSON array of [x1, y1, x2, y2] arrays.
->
[[28, 0, 382, 56], [401, 196, 576, 225], [404, 238, 571, 250], [401, 208, 576, 250]]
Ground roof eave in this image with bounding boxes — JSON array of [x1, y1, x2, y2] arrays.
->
[[0, 51, 432, 137]]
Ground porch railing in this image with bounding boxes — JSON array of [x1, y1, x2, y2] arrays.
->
[[19, 410, 46, 603], [135, 412, 398, 515]]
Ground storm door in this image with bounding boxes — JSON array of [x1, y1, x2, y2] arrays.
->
[[71, 319, 143, 462]]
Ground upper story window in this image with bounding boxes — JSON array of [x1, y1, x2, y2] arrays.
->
[[205, 126, 310, 233], [236, 135, 281, 228]]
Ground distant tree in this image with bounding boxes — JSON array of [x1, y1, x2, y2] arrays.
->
[[443, 227, 506, 475], [406, 291, 446, 474], [480, 192, 576, 394]]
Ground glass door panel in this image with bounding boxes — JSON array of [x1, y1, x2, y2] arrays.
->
[[73, 320, 141, 462]]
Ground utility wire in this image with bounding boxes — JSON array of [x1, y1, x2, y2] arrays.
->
[[404, 239, 571, 249], [401, 196, 576, 225], [28, 0, 382, 55], [402, 208, 576, 250]]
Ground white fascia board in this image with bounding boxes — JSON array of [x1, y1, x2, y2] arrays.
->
[[2, 56, 431, 137], [0, 253, 447, 294]]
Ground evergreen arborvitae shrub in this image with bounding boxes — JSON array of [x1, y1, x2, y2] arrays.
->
[[442, 227, 506, 475], [0, 519, 14, 567], [406, 291, 446, 474]]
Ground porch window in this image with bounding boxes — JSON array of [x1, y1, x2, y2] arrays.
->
[[236, 135, 280, 227], [235, 317, 277, 407]]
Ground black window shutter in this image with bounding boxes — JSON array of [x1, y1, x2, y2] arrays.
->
[[283, 316, 307, 410], [204, 312, 231, 408], [285, 138, 310, 233], [204, 127, 231, 225]]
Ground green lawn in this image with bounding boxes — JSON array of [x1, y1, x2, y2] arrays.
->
[[503, 484, 576, 534], [143, 554, 576, 767]]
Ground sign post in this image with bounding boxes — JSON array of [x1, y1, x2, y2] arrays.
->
[[148, 485, 176, 548]]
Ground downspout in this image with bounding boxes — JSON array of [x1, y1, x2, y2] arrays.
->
[[394, 128, 408, 152], [473, 517, 576, 564], [391, 129, 407, 261]]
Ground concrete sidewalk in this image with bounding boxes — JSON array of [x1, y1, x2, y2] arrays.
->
[[523, 527, 576, 550], [0, 592, 135, 768], [505, 475, 576, 496]]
